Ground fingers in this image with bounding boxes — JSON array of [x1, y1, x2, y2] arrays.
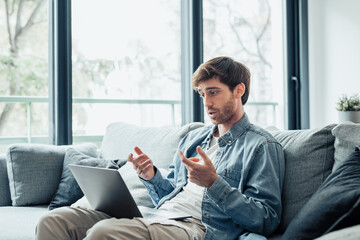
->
[[178, 150, 186, 160], [133, 154, 150, 169], [128, 147, 155, 180], [178, 150, 196, 168], [131, 146, 148, 165], [136, 159, 153, 175], [180, 146, 217, 188], [128, 153, 134, 162], [129, 147, 151, 170], [134, 146, 143, 155], [196, 146, 211, 165]]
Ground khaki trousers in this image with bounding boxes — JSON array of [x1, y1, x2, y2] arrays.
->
[[36, 206, 205, 240]]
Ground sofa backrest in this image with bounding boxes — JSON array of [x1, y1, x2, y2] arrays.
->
[[100, 121, 205, 169], [0, 155, 11, 206], [267, 124, 337, 232]]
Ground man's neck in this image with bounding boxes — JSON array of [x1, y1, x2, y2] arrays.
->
[[216, 112, 245, 137]]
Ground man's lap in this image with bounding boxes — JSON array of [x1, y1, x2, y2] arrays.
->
[[37, 207, 205, 240]]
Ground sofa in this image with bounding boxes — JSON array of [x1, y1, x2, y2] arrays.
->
[[0, 121, 359, 240]]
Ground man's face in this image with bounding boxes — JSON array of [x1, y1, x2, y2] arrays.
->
[[197, 77, 238, 125]]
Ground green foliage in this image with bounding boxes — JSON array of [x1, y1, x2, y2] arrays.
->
[[72, 54, 114, 98], [336, 94, 360, 111], [0, 53, 48, 95]]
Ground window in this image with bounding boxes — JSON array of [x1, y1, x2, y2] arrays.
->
[[203, 0, 285, 129], [0, 0, 48, 152], [71, 0, 182, 144], [0, 0, 291, 153]]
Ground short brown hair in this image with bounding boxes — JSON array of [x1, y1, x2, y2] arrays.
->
[[192, 56, 251, 105]]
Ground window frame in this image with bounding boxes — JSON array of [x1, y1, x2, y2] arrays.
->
[[285, 0, 309, 129], [49, 0, 73, 145]]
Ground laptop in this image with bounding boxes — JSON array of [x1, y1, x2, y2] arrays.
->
[[68, 164, 192, 220]]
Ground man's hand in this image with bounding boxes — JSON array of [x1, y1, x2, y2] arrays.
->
[[128, 146, 155, 180], [179, 146, 218, 188]]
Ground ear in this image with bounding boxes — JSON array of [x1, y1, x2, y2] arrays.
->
[[234, 83, 245, 99]]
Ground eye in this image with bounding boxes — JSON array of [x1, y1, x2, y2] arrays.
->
[[198, 91, 205, 98], [209, 90, 218, 96]]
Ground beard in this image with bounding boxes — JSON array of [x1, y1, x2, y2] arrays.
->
[[208, 97, 236, 125]]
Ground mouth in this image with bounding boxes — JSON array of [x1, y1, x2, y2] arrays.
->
[[208, 110, 217, 119]]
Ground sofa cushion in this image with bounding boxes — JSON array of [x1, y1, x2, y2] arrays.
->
[[0, 206, 48, 240], [282, 146, 360, 239], [331, 121, 360, 171], [267, 124, 336, 232], [100, 122, 205, 169], [48, 148, 124, 210], [6, 143, 97, 206], [0, 155, 11, 206]]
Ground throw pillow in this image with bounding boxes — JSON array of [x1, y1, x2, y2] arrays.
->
[[331, 121, 360, 171], [266, 124, 336, 232], [6, 143, 98, 206], [48, 148, 126, 210], [282, 146, 360, 240]]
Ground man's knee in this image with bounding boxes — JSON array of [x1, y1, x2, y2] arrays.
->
[[85, 219, 113, 239], [36, 208, 68, 240], [37, 207, 92, 240]]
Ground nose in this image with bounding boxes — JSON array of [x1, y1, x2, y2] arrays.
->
[[203, 94, 213, 108]]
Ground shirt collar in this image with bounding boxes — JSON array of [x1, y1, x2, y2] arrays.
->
[[201, 113, 251, 147], [217, 113, 251, 147]]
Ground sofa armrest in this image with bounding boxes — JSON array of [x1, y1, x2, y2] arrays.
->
[[0, 155, 11, 206]]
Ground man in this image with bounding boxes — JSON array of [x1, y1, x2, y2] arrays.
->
[[36, 56, 285, 240]]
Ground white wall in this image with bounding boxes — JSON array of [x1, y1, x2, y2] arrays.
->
[[308, 0, 360, 128]]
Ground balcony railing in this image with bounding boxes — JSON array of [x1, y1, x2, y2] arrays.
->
[[0, 96, 278, 145]]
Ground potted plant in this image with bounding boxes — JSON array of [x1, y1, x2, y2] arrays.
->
[[336, 94, 360, 123]]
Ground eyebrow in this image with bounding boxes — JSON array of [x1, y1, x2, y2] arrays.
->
[[206, 87, 221, 90], [198, 87, 221, 92]]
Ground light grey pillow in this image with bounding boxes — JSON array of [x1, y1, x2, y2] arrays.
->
[[100, 122, 205, 169], [6, 143, 98, 206], [267, 124, 336, 232], [331, 121, 360, 172], [0, 156, 11, 206]]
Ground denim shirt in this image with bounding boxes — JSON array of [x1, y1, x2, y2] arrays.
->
[[141, 114, 285, 240]]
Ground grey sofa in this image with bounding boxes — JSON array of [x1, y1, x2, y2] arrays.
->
[[0, 121, 359, 240]]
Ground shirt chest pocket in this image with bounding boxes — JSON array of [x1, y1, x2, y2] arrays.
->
[[221, 168, 242, 188]]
